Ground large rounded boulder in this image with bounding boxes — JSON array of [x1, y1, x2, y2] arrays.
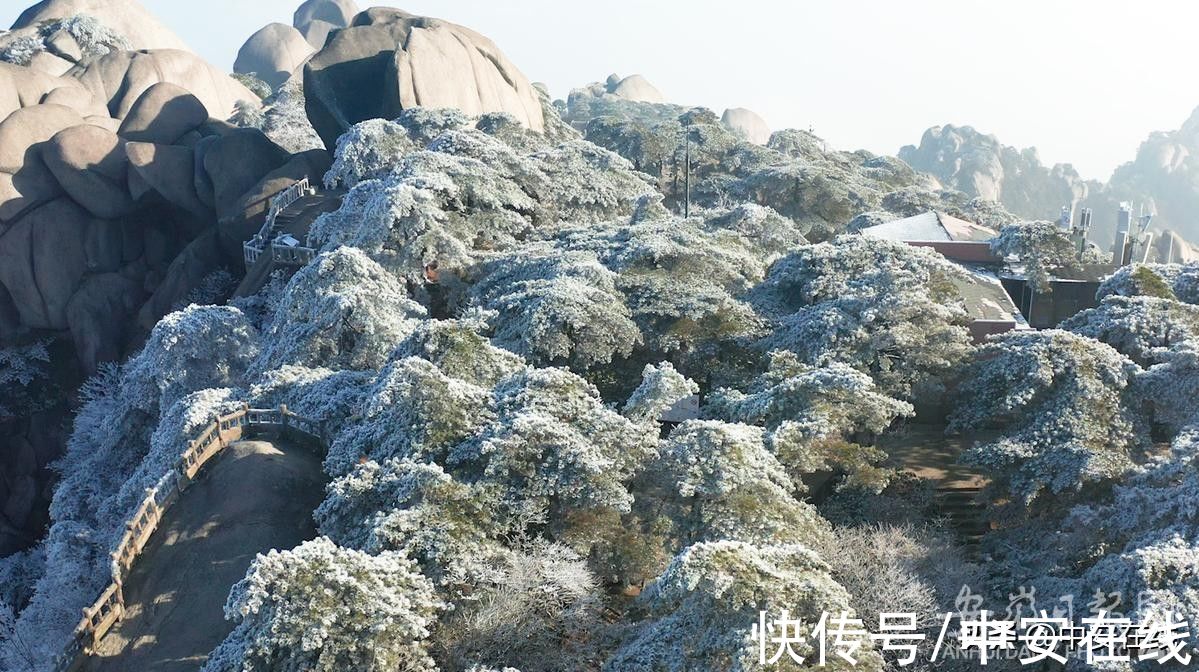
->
[[721, 107, 772, 145], [608, 73, 665, 103], [10, 0, 190, 52], [234, 23, 316, 90], [294, 0, 359, 32], [71, 49, 261, 121], [303, 7, 545, 149]]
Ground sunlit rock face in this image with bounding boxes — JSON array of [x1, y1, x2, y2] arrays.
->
[[235, 23, 315, 91], [303, 7, 545, 150], [7, 0, 192, 53]]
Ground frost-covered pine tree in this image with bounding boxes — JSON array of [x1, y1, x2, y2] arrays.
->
[[950, 329, 1147, 504], [753, 235, 974, 401], [204, 538, 444, 672], [606, 541, 881, 672], [647, 420, 830, 547], [709, 352, 913, 493], [1061, 294, 1199, 366], [256, 247, 426, 373]]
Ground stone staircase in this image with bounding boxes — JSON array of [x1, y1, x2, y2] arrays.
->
[[934, 484, 988, 551], [879, 424, 990, 554]]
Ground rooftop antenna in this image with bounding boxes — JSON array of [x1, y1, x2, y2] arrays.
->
[[1058, 205, 1073, 231], [1113, 203, 1133, 266], [1071, 207, 1092, 257]]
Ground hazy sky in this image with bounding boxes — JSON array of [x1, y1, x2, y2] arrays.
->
[[5, 1, 1196, 181]]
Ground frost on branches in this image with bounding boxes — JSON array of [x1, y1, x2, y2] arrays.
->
[[1061, 294, 1199, 366], [708, 352, 912, 493], [256, 248, 426, 373], [310, 109, 657, 291], [323, 356, 494, 476], [203, 537, 444, 672], [646, 420, 830, 547], [753, 235, 973, 401], [469, 247, 642, 368], [1097, 262, 1199, 304], [316, 458, 507, 594], [622, 361, 700, 425], [949, 330, 1147, 504], [606, 541, 881, 672]]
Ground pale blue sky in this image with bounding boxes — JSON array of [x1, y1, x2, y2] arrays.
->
[[5, 1, 1196, 181]]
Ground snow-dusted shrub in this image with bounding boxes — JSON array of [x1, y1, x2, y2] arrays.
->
[[606, 541, 880, 672], [53, 14, 129, 58], [1137, 342, 1199, 435], [451, 367, 657, 526], [326, 118, 420, 187], [390, 316, 526, 388], [1061, 294, 1199, 366], [0, 14, 129, 65], [554, 212, 771, 376], [815, 524, 975, 629], [323, 356, 493, 476], [1096, 262, 1199, 304], [469, 247, 642, 368], [310, 113, 656, 289], [709, 352, 913, 493], [648, 420, 830, 547], [754, 236, 973, 400], [121, 305, 259, 412], [622, 361, 699, 424], [316, 459, 506, 594], [440, 541, 603, 672], [204, 537, 444, 672], [950, 329, 1146, 503], [259, 78, 324, 153], [256, 248, 426, 373]]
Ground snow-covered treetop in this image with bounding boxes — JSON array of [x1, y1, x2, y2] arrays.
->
[[1097, 262, 1199, 304], [256, 247, 426, 373], [754, 235, 973, 400], [950, 329, 1146, 503], [1062, 294, 1199, 366]]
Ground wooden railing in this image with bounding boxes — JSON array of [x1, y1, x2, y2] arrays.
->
[[243, 177, 318, 268], [50, 405, 325, 672]]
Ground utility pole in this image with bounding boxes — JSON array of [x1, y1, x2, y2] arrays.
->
[[683, 133, 691, 219]]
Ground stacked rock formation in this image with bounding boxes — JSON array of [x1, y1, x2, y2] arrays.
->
[[0, 40, 327, 553]]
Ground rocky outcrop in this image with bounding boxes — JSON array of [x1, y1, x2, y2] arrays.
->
[[116, 82, 210, 144], [0, 40, 317, 554], [299, 19, 338, 50], [71, 49, 260, 120], [10, 0, 190, 52], [899, 124, 1107, 237], [294, 0, 359, 31], [303, 7, 545, 149], [607, 73, 665, 103], [1107, 106, 1199, 244], [721, 107, 770, 145], [235, 23, 315, 90]]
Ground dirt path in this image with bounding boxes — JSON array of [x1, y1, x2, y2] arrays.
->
[[82, 439, 325, 672], [879, 423, 987, 489]]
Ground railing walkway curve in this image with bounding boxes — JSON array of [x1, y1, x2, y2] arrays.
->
[[51, 405, 325, 672]]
